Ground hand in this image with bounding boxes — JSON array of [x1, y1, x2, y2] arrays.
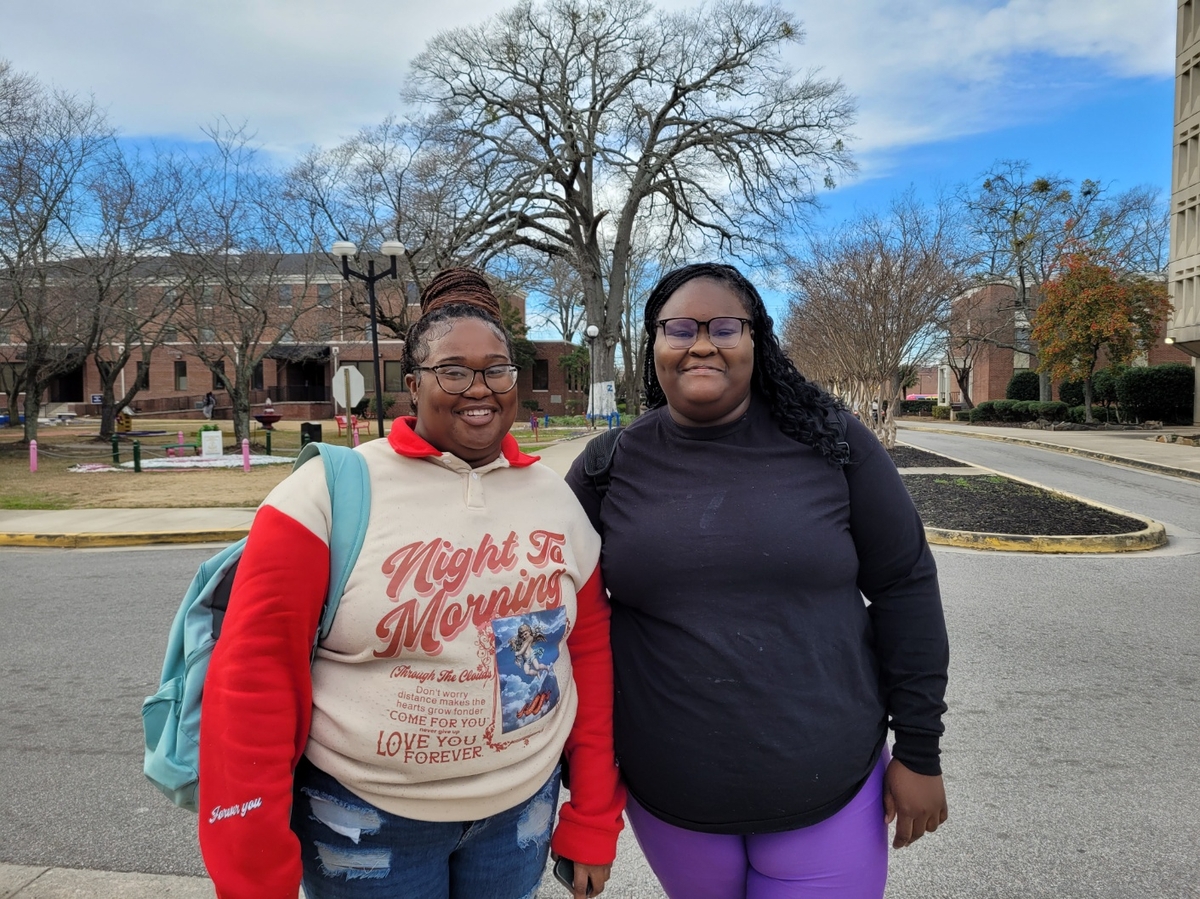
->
[[573, 862, 612, 897], [883, 758, 948, 849]]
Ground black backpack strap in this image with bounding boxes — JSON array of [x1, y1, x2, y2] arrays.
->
[[826, 407, 851, 466], [582, 427, 624, 497]]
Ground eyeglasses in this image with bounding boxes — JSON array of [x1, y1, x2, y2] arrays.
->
[[414, 364, 519, 395], [656, 317, 752, 349]]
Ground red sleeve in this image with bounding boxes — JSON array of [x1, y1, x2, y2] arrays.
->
[[198, 504, 329, 899], [550, 565, 626, 865]]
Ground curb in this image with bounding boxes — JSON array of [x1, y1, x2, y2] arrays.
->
[[901, 446, 1170, 554], [901, 426, 1200, 483], [0, 529, 249, 549], [925, 520, 1167, 553]]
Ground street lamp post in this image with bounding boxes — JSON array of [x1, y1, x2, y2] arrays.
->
[[584, 324, 600, 428], [330, 240, 405, 439]]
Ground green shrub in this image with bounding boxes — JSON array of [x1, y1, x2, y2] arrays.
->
[[1033, 401, 1069, 422], [198, 423, 221, 433], [1058, 380, 1085, 407], [1117, 363, 1195, 424], [899, 398, 937, 416], [1066, 404, 1123, 424], [968, 401, 996, 422], [355, 392, 398, 418], [1006, 370, 1040, 401], [932, 404, 951, 419], [1091, 365, 1125, 408]]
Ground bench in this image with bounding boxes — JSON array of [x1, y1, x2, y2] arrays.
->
[[165, 443, 202, 457], [335, 414, 364, 437]]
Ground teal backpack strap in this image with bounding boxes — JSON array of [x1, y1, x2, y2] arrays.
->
[[292, 443, 371, 639]]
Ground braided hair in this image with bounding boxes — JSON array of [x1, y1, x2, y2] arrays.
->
[[642, 262, 846, 463], [403, 268, 513, 410]]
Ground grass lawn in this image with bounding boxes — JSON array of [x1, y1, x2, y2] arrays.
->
[[0, 419, 587, 510]]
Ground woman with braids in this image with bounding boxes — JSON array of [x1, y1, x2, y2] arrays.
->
[[566, 263, 949, 899], [199, 268, 623, 899]]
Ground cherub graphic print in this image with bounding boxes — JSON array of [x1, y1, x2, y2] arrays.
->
[[493, 608, 567, 733]]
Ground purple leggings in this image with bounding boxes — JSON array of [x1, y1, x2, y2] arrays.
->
[[625, 750, 889, 899]]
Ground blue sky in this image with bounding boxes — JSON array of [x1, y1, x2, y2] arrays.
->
[[0, 0, 1176, 330]]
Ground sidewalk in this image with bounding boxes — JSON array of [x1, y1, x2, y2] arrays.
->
[[0, 435, 595, 550], [898, 418, 1200, 481]]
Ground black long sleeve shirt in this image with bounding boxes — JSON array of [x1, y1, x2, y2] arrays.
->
[[565, 397, 948, 834]]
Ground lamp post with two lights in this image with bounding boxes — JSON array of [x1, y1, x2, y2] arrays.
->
[[330, 240, 405, 439]]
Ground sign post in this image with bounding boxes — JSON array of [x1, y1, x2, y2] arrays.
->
[[331, 365, 366, 445]]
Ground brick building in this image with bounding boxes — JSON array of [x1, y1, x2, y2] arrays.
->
[[0, 254, 584, 424]]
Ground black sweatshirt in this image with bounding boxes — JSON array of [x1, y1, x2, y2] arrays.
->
[[565, 397, 948, 834]]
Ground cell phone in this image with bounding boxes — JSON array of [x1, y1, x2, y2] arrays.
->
[[552, 855, 593, 896]]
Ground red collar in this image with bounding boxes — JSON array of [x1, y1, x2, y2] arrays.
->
[[386, 417, 539, 468]]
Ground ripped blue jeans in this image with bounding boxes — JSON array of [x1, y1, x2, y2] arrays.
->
[[291, 756, 560, 899]]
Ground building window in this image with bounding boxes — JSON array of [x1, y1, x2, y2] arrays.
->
[[212, 360, 225, 390], [174, 361, 188, 391], [318, 284, 333, 307], [384, 361, 404, 392], [162, 326, 178, 343], [278, 284, 293, 306], [202, 286, 214, 308], [532, 359, 550, 391], [136, 361, 150, 389], [353, 361, 376, 392], [316, 321, 333, 340], [252, 362, 264, 391], [200, 327, 216, 342]]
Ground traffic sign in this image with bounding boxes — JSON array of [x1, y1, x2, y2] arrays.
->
[[332, 365, 365, 410]]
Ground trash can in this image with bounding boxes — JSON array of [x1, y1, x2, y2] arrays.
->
[[300, 422, 323, 446]]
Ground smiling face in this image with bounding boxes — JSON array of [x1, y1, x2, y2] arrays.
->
[[653, 278, 754, 428], [405, 317, 518, 467]]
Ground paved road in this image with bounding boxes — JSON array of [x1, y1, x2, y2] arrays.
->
[[2, 438, 1199, 897]]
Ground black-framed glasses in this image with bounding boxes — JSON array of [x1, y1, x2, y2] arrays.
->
[[414, 364, 520, 394], [656, 317, 752, 349]]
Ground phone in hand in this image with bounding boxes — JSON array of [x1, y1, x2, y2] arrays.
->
[[552, 855, 593, 896]]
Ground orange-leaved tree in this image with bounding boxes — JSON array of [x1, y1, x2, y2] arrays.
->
[[1031, 249, 1170, 422]]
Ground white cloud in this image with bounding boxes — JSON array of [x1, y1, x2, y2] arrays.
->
[[791, 0, 1174, 159], [0, 0, 1174, 164]]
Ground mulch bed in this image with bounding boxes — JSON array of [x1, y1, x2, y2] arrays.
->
[[886, 446, 1146, 536]]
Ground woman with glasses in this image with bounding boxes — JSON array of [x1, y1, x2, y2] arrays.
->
[[566, 263, 949, 899], [199, 268, 624, 899]]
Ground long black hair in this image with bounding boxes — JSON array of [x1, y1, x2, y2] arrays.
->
[[642, 262, 846, 463]]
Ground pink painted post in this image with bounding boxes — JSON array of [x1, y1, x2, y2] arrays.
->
[[352, 427, 360, 448], [29, 439, 37, 473], [178, 431, 185, 446], [241, 438, 251, 472]]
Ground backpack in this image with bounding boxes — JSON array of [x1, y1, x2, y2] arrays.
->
[[580, 406, 851, 496], [141, 442, 371, 812]]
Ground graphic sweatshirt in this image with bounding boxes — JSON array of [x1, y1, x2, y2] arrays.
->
[[199, 420, 624, 898]]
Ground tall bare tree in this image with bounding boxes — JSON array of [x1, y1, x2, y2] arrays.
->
[[0, 59, 113, 440], [785, 196, 968, 448], [287, 116, 515, 341], [170, 124, 323, 443], [407, 0, 854, 379], [59, 145, 179, 437]]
